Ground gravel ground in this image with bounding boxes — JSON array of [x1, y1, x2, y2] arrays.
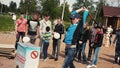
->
[[0, 33, 120, 68]]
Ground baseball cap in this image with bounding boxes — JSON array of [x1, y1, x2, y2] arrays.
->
[[70, 13, 80, 19]]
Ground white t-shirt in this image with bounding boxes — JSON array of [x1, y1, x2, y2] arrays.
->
[[107, 27, 113, 34], [40, 19, 52, 37], [12, 14, 16, 21]]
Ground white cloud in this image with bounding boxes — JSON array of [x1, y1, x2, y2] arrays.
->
[[0, 0, 20, 7]]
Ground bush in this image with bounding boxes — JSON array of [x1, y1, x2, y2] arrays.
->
[[0, 14, 14, 31]]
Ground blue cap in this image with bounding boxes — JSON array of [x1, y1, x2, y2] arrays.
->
[[70, 13, 80, 19]]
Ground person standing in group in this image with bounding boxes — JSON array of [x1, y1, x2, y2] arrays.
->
[[39, 14, 52, 58], [42, 26, 51, 61], [87, 23, 98, 61], [12, 13, 16, 25], [87, 26, 103, 68], [15, 13, 27, 49], [51, 18, 64, 61], [113, 27, 120, 65], [25, 12, 40, 44], [75, 22, 89, 64], [62, 7, 86, 68], [107, 25, 113, 46]]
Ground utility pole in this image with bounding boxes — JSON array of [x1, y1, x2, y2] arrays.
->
[[61, 0, 66, 21]]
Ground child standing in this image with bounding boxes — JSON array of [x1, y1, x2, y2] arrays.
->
[[42, 26, 51, 61]]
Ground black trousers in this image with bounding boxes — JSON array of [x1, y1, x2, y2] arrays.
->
[[15, 32, 25, 49], [52, 38, 61, 59], [87, 40, 94, 60]]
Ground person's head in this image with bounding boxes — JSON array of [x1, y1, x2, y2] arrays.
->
[[57, 18, 62, 24], [44, 14, 50, 21], [109, 25, 112, 28], [96, 25, 102, 32], [46, 26, 50, 32], [32, 12, 40, 20], [20, 12, 24, 19], [70, 13, 81, 24]]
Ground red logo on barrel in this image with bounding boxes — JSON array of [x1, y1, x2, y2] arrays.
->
[[31, 51, 38, 59]]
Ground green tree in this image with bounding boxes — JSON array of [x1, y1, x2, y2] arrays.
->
[[41, 0, 60, 19], [41, 0, 70, 21], [9, 1, 17, 12], [19, 0, 37, 14], [72, 0, 107, 24], [19, 0, 24, 13]]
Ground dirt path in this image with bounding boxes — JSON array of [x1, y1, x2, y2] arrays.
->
[[0, 33, 120, 68]]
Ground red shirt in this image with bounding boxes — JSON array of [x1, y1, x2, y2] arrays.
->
[[16, 18, 27, 32]]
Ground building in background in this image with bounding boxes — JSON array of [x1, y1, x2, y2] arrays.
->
[[101, 6, 120, 33]]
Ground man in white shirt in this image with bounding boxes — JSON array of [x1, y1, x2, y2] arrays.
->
[[12, 13, 16, 25], [39, 14, 52, 58]]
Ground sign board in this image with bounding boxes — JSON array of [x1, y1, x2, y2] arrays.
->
[[15, 42, 40, 68]]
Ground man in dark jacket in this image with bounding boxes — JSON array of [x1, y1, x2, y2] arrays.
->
[[113, 28, 120, 64], [52, 18, 64, 61], [75, 23, 89, 64]]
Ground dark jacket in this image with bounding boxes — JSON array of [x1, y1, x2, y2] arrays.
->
[[53, 24, 64, 39], [114, 29, 120, 45], [63, 21, 83, 45], [72, 21, 83, 45], [78, 28, 89, 43], [113, 29, 120, 50], [94, 31, 103, 47]]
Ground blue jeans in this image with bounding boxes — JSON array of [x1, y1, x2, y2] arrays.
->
[[90, 47, 101, 65], [75, 43, 87, 63], [43, 42, 49, 59], [82, 43, 87, 62], [62, 47, 76, 68]]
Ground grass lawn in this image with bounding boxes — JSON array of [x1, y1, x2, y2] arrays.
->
[[0, 14, 14, 31], [0, 14, 70, 32]]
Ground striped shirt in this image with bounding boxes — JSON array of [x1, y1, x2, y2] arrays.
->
[[43, 32, 51, 42]]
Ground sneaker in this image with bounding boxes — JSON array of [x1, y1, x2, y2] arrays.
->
[[49, 56, 55, 59], [11, 50, 17, 56], [87, 58, 91, 61], [78, 59, 81, 63], [43, 58, 48, 62], [54, 58, 58, 61], [83, 61, 87, 64], [86, 65, 92, 68], [114, 60, 118, 64], [118, 57, 120, 65], [92, 64, 97, 68]]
